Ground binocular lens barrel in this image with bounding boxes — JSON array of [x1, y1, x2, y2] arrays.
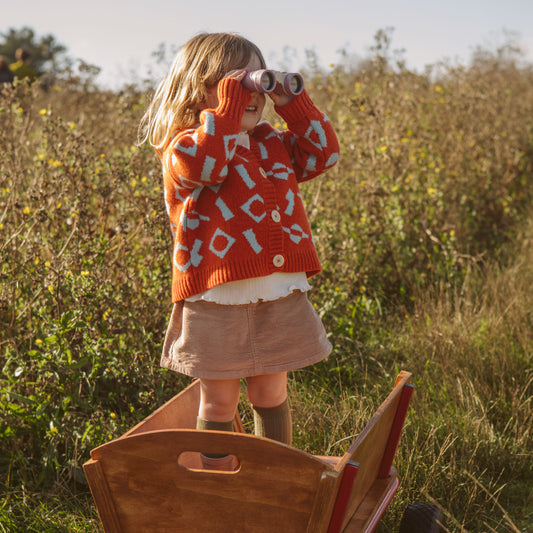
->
[[241, 70, 304, 95], [242, 70, 276, 92], [277, 72, 304, 95]]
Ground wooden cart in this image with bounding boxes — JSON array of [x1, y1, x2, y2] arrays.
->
[[84, 371, 414, 532]]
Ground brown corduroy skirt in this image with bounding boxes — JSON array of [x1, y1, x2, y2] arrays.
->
[[160, 290, 331, 379]]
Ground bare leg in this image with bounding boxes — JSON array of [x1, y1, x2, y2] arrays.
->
[[247, 372, 287, 407], [197, 378, 241, 470], [198, 378, 241, 422]]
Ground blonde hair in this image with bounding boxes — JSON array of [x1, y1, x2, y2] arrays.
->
[[139, 32, 266, 150]]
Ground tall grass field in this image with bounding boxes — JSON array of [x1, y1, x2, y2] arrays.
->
[[1, 36, 532, 531]]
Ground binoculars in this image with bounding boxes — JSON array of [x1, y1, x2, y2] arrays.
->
[[242, 70, 304, 95]]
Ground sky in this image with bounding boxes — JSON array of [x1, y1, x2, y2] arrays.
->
[[2, 0, 533, 89]]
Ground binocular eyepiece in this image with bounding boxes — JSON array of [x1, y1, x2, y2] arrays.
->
[[242, 70, 304, 95]]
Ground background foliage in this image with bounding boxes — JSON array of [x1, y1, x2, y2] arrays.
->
[[1, 29, 532, 532], [0, 26, 72, 79]]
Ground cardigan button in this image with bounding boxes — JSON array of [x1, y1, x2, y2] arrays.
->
[[259, 167, 267, 178], [271, 210, 281, 223], [273, 254, 285, 267]]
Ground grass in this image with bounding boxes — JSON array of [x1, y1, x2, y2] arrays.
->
[[1, 35, 532, 531]]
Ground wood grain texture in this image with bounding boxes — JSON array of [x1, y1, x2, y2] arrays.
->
[[335, 372, 412, 531], [83, 371, 413, 533], [90, 430, 336, 532], [83, 459, 121, 533], [342, 470, 399, 533]]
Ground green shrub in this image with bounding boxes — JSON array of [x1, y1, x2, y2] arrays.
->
[[1, 41, 532, 530]]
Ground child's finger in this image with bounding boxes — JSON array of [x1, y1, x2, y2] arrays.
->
[[225, 69, 248, 81], [268, 91, 293, 107]]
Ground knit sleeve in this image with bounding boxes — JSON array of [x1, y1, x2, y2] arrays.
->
[[162, 78, 250, 189], [274, 91, 340, 182]]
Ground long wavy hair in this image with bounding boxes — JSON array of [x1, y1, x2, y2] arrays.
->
[[139, 32, 266, 150]]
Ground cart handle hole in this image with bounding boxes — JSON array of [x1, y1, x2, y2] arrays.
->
[[177, 451, 241, 473]]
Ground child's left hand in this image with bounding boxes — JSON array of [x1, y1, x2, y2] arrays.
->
[[268, 88, 294, 107]]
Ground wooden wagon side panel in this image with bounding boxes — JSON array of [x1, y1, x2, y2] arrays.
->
[[336, 372, 413, 531], [88, 429, 339, 533]]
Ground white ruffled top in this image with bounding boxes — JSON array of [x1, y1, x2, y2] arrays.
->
[[185, 272, 311, 304]]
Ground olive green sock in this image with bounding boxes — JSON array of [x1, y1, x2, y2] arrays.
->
[[196, 417, 233, 459], [253, 399, 292, 445]]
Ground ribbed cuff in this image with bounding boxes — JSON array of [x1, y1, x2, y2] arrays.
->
[[215, 77, 250, 120], [274, 90, 320, 123]]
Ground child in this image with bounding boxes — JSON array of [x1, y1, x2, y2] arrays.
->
[[139, 32, 339, 470]]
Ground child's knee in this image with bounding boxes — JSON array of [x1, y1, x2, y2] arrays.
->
[[199, 378, 240, 421], [247, 373, 287, 407]]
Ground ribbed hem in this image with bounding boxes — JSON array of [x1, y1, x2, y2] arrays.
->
[[171, 250, 321, 302]]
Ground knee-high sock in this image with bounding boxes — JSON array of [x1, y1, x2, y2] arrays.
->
[[253, 399, 292, 446], [196, 417, 235, 469]]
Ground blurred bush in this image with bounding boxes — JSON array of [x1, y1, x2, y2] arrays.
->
[[1, 31, 532, 530]]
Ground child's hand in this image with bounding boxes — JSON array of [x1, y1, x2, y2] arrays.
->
[[268, 89, 294, 107], [228, 69, 294, 106], [225, 69, 248, 82]]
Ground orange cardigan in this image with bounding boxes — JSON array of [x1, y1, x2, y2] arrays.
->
[[160, 77, 339, 302]]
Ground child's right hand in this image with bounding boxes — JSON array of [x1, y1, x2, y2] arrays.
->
[[224, 69, 248, 82]]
